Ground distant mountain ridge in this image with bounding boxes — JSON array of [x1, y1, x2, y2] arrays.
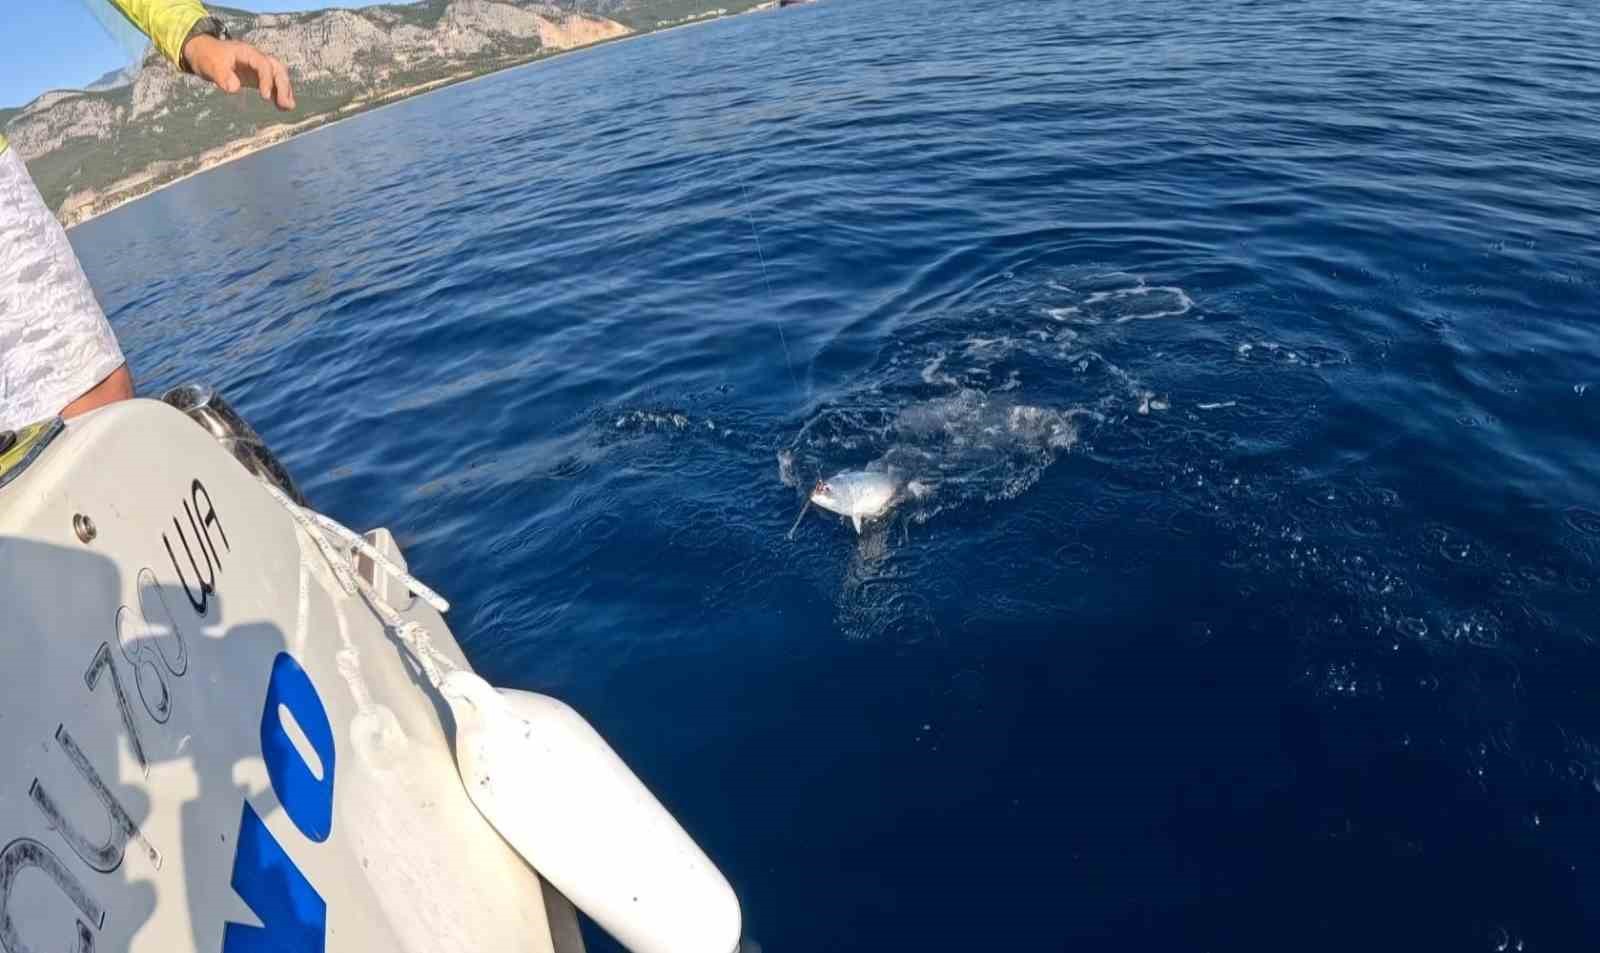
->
[[5, 0, 764, 226], [85, 64, 142, 93]]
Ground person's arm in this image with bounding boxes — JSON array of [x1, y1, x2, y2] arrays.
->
[[106, 0, 207, 66], [107, 0, 294, 110]]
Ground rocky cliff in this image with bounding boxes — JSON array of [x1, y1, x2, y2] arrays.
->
[[5, 0, 761, 226]]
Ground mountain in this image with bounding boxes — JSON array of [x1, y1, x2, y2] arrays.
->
[[85, 64, 142, 93], [4, 0, 766, 227]]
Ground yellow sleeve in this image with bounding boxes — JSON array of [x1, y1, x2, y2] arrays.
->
[[107, 0, 210, 67]]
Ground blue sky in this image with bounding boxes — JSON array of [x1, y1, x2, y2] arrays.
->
[[2, 1, 379, 108]]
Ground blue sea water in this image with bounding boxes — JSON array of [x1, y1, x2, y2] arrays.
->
[[70, 0, 1600, 948]]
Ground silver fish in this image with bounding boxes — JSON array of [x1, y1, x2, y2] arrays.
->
[[810, 469, 901, 534]]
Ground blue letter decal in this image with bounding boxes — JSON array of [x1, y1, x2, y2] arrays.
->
[[259, 652, 335, 842], [222, 803, 326, 953]]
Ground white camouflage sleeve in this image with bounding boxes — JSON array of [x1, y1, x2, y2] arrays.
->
[[0, 148, 126, 431]]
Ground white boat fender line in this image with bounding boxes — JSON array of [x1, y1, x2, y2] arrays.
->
[[263, 483, 359, 597], [260, 482, 744, 953], [262, 483, 457, 685], [304, 508, 451, 613]]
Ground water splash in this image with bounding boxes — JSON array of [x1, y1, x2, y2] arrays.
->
[[787, 269, 1186, 524]]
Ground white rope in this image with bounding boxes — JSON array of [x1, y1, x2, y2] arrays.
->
[[264, 484, 357, 596], [305, 510, 450, 613], [395, 620, 452, 688], [263, 482, 459, 690]]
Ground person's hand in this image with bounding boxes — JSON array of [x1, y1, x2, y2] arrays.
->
[[183, 36, 295, 111]]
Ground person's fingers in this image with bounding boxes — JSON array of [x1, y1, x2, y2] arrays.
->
[[193, 40, 293, 107], [271, 58, 295, 111], [214, 50, 242, 94], [226, 45, 269, 100], [243, 47, 274, 101]]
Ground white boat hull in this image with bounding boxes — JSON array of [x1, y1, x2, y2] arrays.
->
[[0, 399, 579, 953]]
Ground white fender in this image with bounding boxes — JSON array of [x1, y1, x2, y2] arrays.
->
[[442, 671, 741, 953]]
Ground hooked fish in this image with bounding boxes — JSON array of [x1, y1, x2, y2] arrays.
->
[[809, 469, 901, 534]]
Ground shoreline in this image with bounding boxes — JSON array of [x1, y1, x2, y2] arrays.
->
[[64, 3, 775, 230]]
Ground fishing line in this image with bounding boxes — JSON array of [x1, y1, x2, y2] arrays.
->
[[77, 0, 151, 63], [785, 498, 812, 540], [738, 180, 800, 394]]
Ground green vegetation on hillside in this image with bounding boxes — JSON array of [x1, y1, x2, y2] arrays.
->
[[375, 0, 455, 28], [598, 0, 769, 30]]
